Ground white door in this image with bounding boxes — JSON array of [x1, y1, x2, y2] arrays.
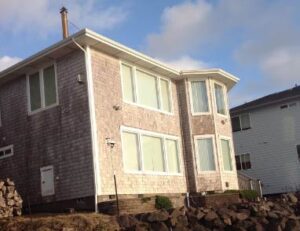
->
[[40, 165, 55, 196]]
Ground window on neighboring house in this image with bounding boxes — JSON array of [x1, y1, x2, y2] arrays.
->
[[297, 145, 300, 162], [121, 128, 181, 174], [28, 65, 57, 113], [196, 137, 216, 171], [231, 114, 251, 132], [0, 108, 2, 127], [190, 80, 209, 113], [121, 63, 172, 113], [221, 139, 233, 171], [0, 145, 14, 159], [235, 153, 251, 170], [214, 83, 226, 115]]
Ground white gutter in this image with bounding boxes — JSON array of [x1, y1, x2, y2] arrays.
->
[[72, 39, 101, 212]]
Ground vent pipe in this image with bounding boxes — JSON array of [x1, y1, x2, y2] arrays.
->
[[60, 7, 69, 39]]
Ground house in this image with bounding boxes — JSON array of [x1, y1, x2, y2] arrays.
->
[[231, 86, 300, 195], [0, 14, 240, 211]]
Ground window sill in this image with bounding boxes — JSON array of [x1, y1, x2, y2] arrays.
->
[[124, 170, 183, 176], [197, 170, 218, 174], [28, 103, 59, 116], [191, 112, 211, 116], [123, 100, 173, 116], [216, 112, 228, 118]]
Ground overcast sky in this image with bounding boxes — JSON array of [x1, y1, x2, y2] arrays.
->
[[0, 0, 299, 106]]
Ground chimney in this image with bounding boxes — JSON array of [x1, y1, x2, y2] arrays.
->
[[60, 7, 69, 39]]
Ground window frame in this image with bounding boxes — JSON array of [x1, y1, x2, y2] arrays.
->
[[120, 61, 173, 115], [194, 134, 218, 173], [120, 126, 182, 175], [0, 145, 14, 160], [236, 153, 252, 170], [26, 63, 59, 115], [188, 77, 211, 116], [213, 81, 228, 117], [219, 136, 234, 172], [231, 113, 251, 132]]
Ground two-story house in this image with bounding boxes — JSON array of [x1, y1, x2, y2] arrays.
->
[[0, 27, 239, 212], [231, 86, 300, 195]]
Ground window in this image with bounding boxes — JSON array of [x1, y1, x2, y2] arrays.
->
[[190, 80, 209, 113], [231, 114, 251, 132], [214, 83, 226, 115], [196, 137, 216, 171], [121, 63, 172, 113], [221, 139, 233, 171], [121, 127, 181, 174], [0, 145, 14, 159], [122, 132, 140, 171], [297, 145, 300, 162], [0, 108, 2, 127], [28, 65, 57, 113], [236, 154, 251, 170]]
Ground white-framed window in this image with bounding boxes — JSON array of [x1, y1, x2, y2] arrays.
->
[[235, 153, 251, 170], [214, 83, 226, 115], [189, 80, 210, 114], [195, 135, 216, 172], [120, 62, 172, 113], [121, 127, 181, 174], [231, 113, 251, 132], [220, 138, 233, 171], [27, 64, 58, 114], [0, 145, 14, 159]]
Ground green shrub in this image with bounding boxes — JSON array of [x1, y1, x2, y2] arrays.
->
[[155, 195, 173, 210], [240, 190, 258, 201], [224, 190, 240, 194]]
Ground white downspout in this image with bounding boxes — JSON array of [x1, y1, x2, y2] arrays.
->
[[72, 39, 100, 212]]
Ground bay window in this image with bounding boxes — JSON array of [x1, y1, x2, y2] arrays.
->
[[195, 137, 216, 171], [190, 80, 209, 113], [214, 83, 226, 115], [221, 138, 233, 171]]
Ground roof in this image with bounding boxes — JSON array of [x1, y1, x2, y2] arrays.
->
[[0, 28, 239, 89], [231, 85, 300, 114]]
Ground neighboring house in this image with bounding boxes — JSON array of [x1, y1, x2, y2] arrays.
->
[[231, 86, 300, 195], [0, 28, 239, 211]]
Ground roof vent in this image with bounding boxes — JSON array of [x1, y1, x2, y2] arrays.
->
[[60, 7, 69, 39]]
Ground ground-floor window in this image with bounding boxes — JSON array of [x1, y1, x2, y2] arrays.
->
[[235, 153, 251, 170], [195, 136, 216, 172]]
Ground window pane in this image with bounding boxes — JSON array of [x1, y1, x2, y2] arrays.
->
[[166, 139, 180, 173], [243, 153, 251, 169], [29, 72, 41, 111], [241, 114, 251, 130], [231, 117, 241, 132], [197, 138, 216, 171], [122, 132, 140, 171], [160, 79, 171, 112], [43, 65, 57, 107], [215, 84, 226, 115], [136, 70, 159, 109], [221, 139, 232, 171], [191, 81, 209, 113], [121, 64, 135, 102], [142, 135, 164, 172], [235, 156, 241, 170], [297, 145, 300, 161]]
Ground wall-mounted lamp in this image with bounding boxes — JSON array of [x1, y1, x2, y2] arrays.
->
[[106, 138, 116, 148]]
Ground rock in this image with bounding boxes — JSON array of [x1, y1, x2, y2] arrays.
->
[[150, 222, 169, 231], [147, 210, 169, 222], [196, 209, 205, 220], [193, 223, 209, 231], [177, 215, 189, 227], [236, 212, 249, 221], [118, 214, 138, 228], [135, 223, 149, 231], [204, 211, 218, 221], [268, 211, 279, 219], [287, 193, 298, 204], [284, 219, 300, 231], [223, 217, 232, 225]]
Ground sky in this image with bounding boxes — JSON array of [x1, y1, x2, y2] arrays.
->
[[0, 0, 299, 107]]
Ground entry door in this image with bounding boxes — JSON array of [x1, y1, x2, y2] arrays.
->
[[40, 166, 55, 196]]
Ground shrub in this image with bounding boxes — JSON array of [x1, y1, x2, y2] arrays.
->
[[155, 195, 173, 210], [240, 190, 258, 201]]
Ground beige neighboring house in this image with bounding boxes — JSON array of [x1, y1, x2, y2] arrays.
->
[[0, 28, 239, 212]]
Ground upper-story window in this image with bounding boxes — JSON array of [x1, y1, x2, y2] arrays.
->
[[235, 153, 251, 170], [27, 64, 58, 113], [190, 80, 209, 114], [121, 63, 172, 113], [214, 83, 226, 115], [231, 114, 251, 132]]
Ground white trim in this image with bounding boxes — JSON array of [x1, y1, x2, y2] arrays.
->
[[188, 78, 211, 116], [120, 61, 174, 115], [26, 63, 59, 115], [85, 46, 101, 210], [0, 145, 14, 159], [219, 135, 235, 172], [40, 165, 55, 197], [120, 126, 182, 176], [194, 134, 218, 174]]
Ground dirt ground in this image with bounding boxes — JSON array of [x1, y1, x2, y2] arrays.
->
[[0, 213, 119, 231]]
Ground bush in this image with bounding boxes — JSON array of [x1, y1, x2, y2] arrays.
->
[[240, 190, 258, 201], [155, 195, 173, 210]]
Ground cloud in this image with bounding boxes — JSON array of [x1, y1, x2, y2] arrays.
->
[[159, 55, 210, 70], [0, 0, 128, 36], [0, 56, 22, 72]]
